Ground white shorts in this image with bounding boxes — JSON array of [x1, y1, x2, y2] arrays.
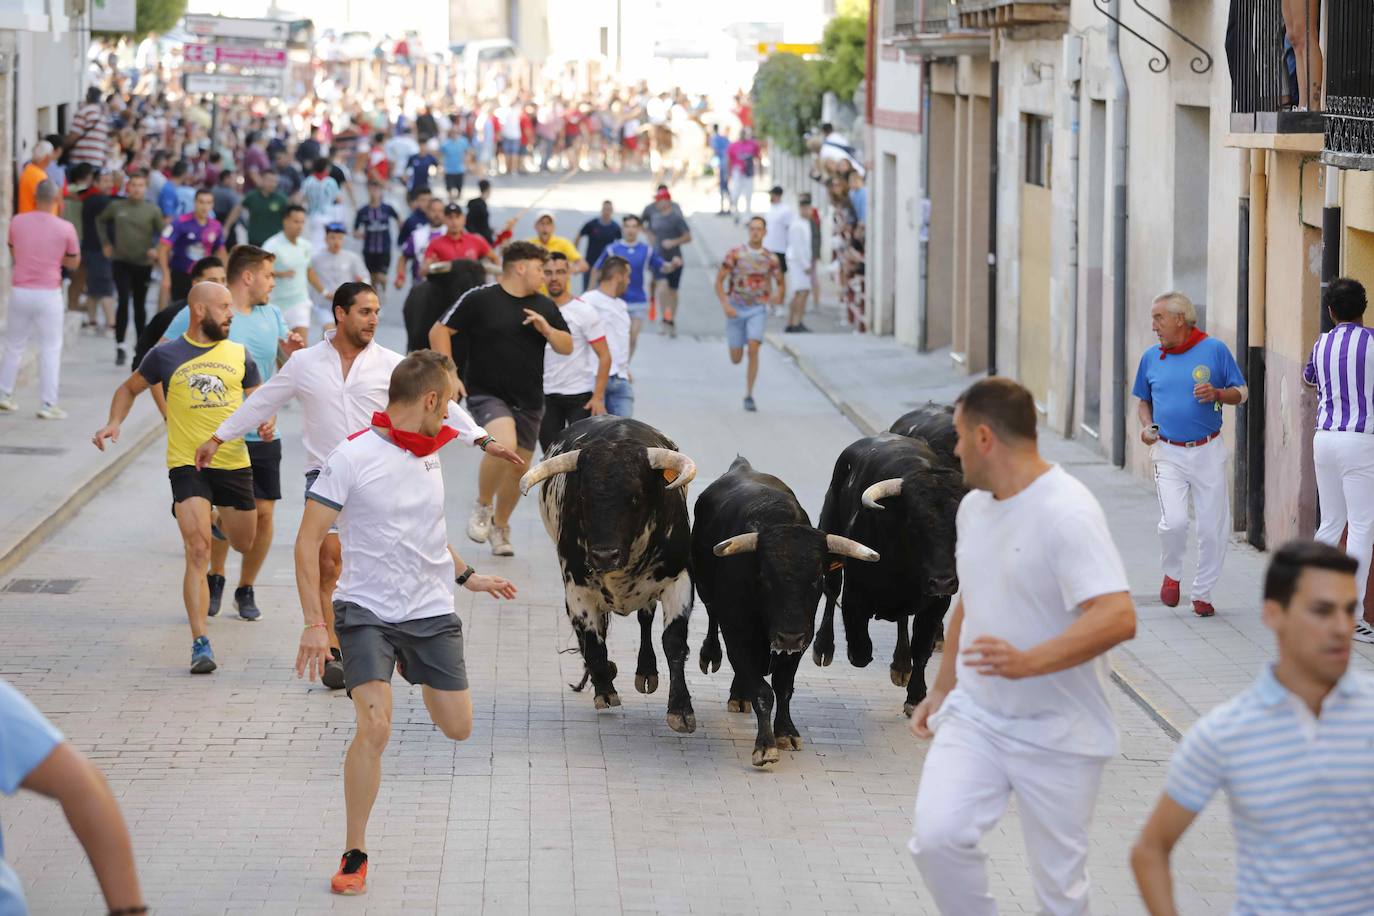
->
[[282, 302, 312, 329], [790, 272, 813, 293], [313, 303, 336, 327]]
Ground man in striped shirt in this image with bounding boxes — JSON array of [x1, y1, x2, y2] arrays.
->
[[66, 87, 110, 169], [1304, 278, 1374, 643], [1132, 540, 1374, 915]]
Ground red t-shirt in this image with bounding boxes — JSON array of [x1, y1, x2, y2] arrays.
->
[[425, 231, 492, 263]]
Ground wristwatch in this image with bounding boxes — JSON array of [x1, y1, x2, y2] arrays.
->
[[455, 565, 476, 586]]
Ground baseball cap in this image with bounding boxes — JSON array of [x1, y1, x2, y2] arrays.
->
[[654, 188, 672, 201], [534, 209, 556, 223], [325, 222, 347, 234], [444, 202, 464, 215], [769, 185, 784, 196]]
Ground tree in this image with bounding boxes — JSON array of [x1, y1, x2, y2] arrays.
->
[[750, 53, 823, 156], [816, 13, 869, 104], [94, 0, 186, 38]]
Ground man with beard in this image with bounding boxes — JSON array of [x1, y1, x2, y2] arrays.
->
[[194, 283, 523, 689], [92, 283, 266, 675], [537, 251, 610, 451]]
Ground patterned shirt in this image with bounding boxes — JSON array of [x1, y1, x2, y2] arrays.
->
[[139, 336, 261, 470], [355, 203, 399, 255], [1304, 323, 1374, 433], [721, 244, 781, 309], [159, 215, 223, 275]]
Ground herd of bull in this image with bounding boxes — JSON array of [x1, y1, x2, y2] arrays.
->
[[516, 406, 965, 768]]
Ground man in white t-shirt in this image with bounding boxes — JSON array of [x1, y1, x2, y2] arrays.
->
[[264, 204, 324, 340], [763, 186, 794, 278], [310, 223, 368, 331], [907, 377, 1137, 916], [538, 252, 611, 452], [295, 349, 517, 897], [581, 255, 634, 418], [785, 194, 815, 333]]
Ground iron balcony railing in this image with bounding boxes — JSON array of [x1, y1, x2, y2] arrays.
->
[[1323, 0, 1374, 168], [1227, 0, 1323, 133]]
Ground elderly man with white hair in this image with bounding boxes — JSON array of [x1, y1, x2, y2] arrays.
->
[[1132, 292, 1247, 618]]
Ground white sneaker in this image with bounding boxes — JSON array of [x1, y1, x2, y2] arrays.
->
[[466, 501, 494, 543], [0, 394, 16, 412], [36, 404, 67, 420], [1355, 621, 1374, 645], [489, 525, 514, 557]]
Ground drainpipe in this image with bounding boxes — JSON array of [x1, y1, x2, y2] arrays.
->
[[1234, 151, 1251, 532], [987, 35, 1000, 376], [1107, 0, 1129, 468], [920, 59, 932, 351], [1320, 165, 1342, 333], [1247, 151, 1268, 550], [1061, 34, 1082, 435]]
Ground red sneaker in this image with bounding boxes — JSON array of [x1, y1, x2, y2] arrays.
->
[[1160, 576, 1181, 608], [1192, 600, 1216, 618], [331, 849, 368, 895]]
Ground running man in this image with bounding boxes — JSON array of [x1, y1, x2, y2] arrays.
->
[[429, 241, 572, 558], [576, 201, 621, 292], [714, 216, 783, 412], [528, 210, 586, 275], [264, 204, 325, 341], [643, 188, 691, 336], [195, 282, 520, 689], [591, 214, 680, 361], [908, 377, 1137, 915], [158, 188, 225, 304], [581, 255, 635, 417], [92, 282, 266, 674], [538, 251, 611, 451], [97, 170, 165, 367], [422, 202, 499, 277], [311, 223, 369, 332], [294, 350, 517, 896], [354, 181, 400, 292]]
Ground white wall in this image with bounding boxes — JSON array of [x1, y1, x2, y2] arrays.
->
[[869, 48, 922, 343]]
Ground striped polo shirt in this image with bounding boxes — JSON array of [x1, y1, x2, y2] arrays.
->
[[1303, 323, 1374, 433], [1166, 666, 1374, 914]]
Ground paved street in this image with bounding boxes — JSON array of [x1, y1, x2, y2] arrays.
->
[[1, 172, 1241, 914]]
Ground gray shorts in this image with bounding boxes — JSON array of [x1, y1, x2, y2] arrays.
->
[[334, 601, 468, 692], [467, 393, 543, 452]]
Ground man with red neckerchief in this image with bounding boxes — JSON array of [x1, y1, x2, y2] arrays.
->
[[294, 349, 517, 897], [1132, 292, 1247, 618]]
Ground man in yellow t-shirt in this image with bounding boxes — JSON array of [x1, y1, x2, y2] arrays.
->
[[528, 210, 586, 293], [92, 283, 266, 675]]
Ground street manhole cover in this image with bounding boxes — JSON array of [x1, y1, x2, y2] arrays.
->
[[2, 578, 85, 594], [0, 446, 66, 456]]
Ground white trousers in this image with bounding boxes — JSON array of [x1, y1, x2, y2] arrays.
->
[[1314, 430, 1374, 603], [0, 286, 64, 405], [1151, 436, 1229, 602], [731, 173, 754, 215], [909, 715, 1106, 915]]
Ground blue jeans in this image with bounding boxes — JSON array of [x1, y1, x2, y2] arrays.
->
[[606, 376, 634, 417]]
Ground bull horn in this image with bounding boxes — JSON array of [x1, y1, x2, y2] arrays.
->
[[646, 447, 697, 491], [861, 478, 904, 510], [518, 449, 581, 494], [712, 533, 759, 557], [826, 535, 880, 563]]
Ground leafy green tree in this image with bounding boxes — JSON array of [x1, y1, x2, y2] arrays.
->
[[750, 53, 823, 156], [816, 13, 869, 104], [94, 0, 186, 38]]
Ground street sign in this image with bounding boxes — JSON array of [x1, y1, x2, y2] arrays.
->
[[183, 71, 286, 97], [182, 14, 290, 43], [184, 43, 288, 67], [756, 42, 821, 56]]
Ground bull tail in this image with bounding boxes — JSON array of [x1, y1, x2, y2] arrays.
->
[[570, 666, 592, 692]]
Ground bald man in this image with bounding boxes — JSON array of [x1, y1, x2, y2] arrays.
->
[[94, 283, 270, 675]]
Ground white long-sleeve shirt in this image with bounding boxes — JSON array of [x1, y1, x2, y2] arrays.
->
[[785, 217, 812, 269], [213, 331, 487, 473]]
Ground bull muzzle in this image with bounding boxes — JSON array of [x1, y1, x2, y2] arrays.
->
[[771, 632, 809, 654]]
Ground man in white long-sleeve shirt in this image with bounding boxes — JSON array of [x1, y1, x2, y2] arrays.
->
[[193, 281, 524, 688]]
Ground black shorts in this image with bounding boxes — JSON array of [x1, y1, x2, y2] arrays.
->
[[775, 252, 788, 274], [168, 465, 256, 511], [657, 265, 683, 291], [444, 173, 465, 195], [467, 393, 543, 452], [335, 601, 468, 692], [363, 251, 391, 274], [247, 439, 282, 501]]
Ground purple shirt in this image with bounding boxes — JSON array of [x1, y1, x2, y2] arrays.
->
[[159, 215, 223, 275], [1304, 323, 1374, 433]]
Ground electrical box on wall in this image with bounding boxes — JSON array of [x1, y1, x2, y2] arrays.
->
[[1062, 33, 1083, 84]]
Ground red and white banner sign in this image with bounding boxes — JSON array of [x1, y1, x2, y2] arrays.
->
[[184, 43, 288, 67]]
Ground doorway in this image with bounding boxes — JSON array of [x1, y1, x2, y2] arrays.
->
[[1018, 114, 1053, 411]]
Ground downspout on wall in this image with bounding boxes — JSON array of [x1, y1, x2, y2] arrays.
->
[[1107, 0, 1129, 467], [987, 33, 1000, 376]]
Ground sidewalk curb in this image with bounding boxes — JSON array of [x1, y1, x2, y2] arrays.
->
[[771, 331, 1187, 743], [0, 420, 162, 579]]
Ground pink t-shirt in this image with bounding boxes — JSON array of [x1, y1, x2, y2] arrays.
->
[[9, 211, 79, 290]]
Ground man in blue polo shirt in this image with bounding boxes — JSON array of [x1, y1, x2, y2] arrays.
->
[[592, 214, 680, 362], [1132, 540, 1374, 914], [1132, 291, 1246, 619]]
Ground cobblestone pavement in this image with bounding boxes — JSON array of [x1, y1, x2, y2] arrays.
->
[[0, 172, 1236, 914]]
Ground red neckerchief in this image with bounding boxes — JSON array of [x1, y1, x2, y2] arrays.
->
[[1159, 327, 1208, 359], [370, 411, 457, 457]]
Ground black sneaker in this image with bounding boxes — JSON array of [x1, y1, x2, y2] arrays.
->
[[235, 586, 261, 621], [207, 574, 226, 617], [322, 647, 345, 690], [744, 396, 757, 412], [114, 347, 126, 367]]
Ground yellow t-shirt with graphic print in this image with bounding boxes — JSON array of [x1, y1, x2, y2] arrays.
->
[[138, 335, 262, 470]]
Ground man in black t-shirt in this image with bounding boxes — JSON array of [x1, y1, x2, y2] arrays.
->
[[429, 241, 572, 557], [133, 256, 226, 371]]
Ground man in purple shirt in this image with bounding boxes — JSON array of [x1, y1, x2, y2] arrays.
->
[[159, 188, 226, 303], [1304, 277, 1374, 641]]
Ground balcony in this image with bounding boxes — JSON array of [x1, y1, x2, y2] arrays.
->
[[885, 0, 990, 58], [1227, 0, 1323, 151], [1322, 0, 1374, 170], [954, 0, 1068, 30]]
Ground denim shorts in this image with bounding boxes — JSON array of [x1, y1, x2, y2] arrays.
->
[[726, 304, 768, 350]]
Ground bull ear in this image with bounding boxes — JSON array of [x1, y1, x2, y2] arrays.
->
[[646, 447, 697, 491], [518, 449, 581, 495], [826, 535, 880, 562], [860, 478, 903, 510], [712, 533, 759, 557]]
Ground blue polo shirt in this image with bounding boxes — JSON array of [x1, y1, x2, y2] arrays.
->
[[593, 240, 664, 305], [1, 679, 64, 916], [1131, 336, 1244, 442]]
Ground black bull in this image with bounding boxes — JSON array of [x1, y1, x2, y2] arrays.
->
[[520, 416, 700, 733], [818, 405, 965, 715]]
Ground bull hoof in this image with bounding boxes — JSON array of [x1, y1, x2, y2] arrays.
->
[[847, 649, 873, 668], [933, 637, 945, 653], [727, 698, 753, 714], [635, 673, 659, 694], [698, 648, 721, 675], [903, 702, 916, 718], [890, 666, 912, 687], [813, 646, 833, 667], [776, 735, 802, 751], [666, 711, 697, 734], [751, 746, 780, 767], [594, 692, 621, 710], [607, 661, 618, 679]]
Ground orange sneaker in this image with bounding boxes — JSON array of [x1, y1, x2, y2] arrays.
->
[[331, 849, 368, 895]]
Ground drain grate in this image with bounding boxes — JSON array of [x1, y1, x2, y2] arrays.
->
[[2, 578, 85, 594], [0, 445, 66, 456]]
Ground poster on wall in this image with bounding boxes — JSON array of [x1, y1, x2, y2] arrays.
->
[[91, 0, 137, 32]]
